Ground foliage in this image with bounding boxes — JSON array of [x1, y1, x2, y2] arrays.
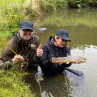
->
[[25, 7, 37, 17], [3, 6, 29, 34], [38, 0, 68, 12], [0, 30, 13, 55], [0, 0, 97, 35], [24, 0, 68, 13], [35, 8, 97, 28], [67, 0, 97, 8], [0, 64, 35, 97], [0, 0, 67, 35], [0, 0, 29, 34], [55, 0, 68, 10]]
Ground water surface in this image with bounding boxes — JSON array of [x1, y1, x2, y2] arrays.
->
[[27, 8, 97, 97]]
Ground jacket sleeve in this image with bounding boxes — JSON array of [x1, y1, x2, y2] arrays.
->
[[0, 38, 16, 69], [40, 45, 54, 66], [39, 45, 59, 75], [0, 58, 12, 70]]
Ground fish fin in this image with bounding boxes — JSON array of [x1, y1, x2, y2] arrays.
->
[[59, 62, 62, 65], [66, 62, 70, 64]]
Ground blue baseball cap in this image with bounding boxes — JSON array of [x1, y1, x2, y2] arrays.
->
[[56, 29, 71, 42], [19, 20, 34, 31]]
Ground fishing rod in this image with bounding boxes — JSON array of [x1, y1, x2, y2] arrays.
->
[[0, 38, 18, 55], [0, 38, 27, 65]]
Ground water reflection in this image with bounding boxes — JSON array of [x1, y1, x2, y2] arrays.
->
[[29, 8, 97, 97], [65, 70, 85, 97], [40, 75, 71, 97], [36, 25, 97, 48], [34, 8, 97, 30], [40, 70, 85, 97], [70, 45, 97, 97]]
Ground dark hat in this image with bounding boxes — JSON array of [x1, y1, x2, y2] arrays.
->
[[19, 20, 34, 31], [56, 29, 71, 42]]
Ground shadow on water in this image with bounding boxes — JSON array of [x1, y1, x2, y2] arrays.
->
[[24, 8, 97, 97]]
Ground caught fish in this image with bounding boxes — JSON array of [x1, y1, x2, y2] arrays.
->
[[51, 56, 86, 64]]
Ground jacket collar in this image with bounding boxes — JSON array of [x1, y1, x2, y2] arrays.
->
[[48, 36, 66, 50], [15, 32, 34, 44]]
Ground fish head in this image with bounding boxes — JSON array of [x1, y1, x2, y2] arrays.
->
[[81, 58, 86, 62]]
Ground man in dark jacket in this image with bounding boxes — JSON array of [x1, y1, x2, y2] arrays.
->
[[0, 20, 43, 69], [39, 29, 72, 76]]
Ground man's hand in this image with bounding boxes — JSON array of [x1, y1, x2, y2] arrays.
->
[[12, 55, 24, 64], [72, 61, 81, 64], [52, 60, 61, 67], [36, 45, 43, 57], [53, 60, 61, 64]]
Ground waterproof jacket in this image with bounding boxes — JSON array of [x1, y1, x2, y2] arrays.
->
[[0, 32, 40, 69], [39, 37, 72, 75]]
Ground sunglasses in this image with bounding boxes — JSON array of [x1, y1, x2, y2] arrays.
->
[[57, 36, 68, 42], [61, 38, 68, 42], [23, 29, 33, 32]]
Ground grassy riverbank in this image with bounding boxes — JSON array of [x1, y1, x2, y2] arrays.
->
[[0, 64, 35, 97], [0, 1, 34, 96]]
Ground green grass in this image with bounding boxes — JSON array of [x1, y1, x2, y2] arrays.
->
[[0, 64, 35, 97], [0, 0, 25, 8], [0, 0, 29, 35], [0, 30, 13, 55], [0, 27, 35, 97]]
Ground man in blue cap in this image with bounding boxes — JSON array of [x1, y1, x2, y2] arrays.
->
[[0, 20, 43, 69], [39, 29, 71, 75]]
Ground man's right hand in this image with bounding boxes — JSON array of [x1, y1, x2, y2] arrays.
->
[[12, 55, 24, 64]]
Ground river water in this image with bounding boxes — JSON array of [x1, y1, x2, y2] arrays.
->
[[25, 8, 97, 97]]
